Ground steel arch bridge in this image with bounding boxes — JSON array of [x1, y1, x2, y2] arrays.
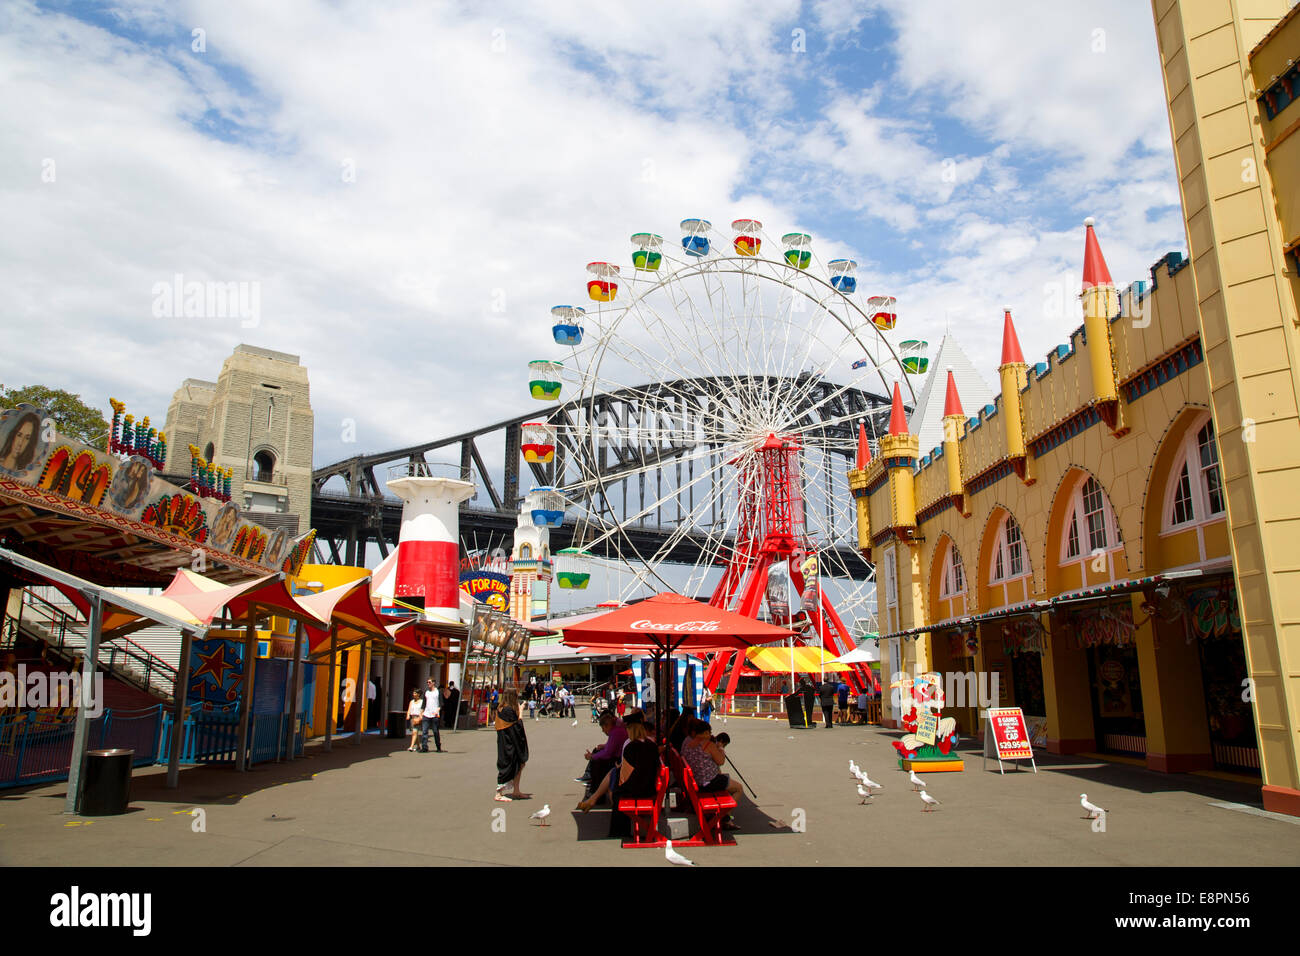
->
[[311, 376, 900, 576]]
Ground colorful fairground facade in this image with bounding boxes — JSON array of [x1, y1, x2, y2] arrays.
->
[[849, 212, 1294, 813]]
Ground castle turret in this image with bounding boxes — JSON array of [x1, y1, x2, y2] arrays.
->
[[1081, 217, 1121, 427], [941, 369, 966, 512], [998, 309, 1032, 482], [879, 382, 920, 534], [847, 418, 873, 557]]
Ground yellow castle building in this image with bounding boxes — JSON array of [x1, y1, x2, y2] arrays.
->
[[849, 0, 1300, 816]]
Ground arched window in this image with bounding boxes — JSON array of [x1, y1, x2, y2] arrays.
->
[[518, 543, 532, 560], [203, 442, 215, 461], [939, 543, 965, 599], [990, 514, 1026, 584], [253, 450, 275, 483], [1165, 417, 1226, 530], [1062, 476, 1117, 562]]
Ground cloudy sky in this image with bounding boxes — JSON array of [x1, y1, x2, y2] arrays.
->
[[1, 0, 1185, 471]]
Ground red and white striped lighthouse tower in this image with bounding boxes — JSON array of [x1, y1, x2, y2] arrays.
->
[[386, 465, 475, 622]]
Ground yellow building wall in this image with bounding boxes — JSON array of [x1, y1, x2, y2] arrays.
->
[[1153, 0, 1300, 812], [296, 563, 371, 737]]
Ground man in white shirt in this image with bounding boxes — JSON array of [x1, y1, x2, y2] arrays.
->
[[420, 678, 442, 753]]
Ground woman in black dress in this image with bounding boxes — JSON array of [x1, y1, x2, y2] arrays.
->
[[494, 690, 530, 801]]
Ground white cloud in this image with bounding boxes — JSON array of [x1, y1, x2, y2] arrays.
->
[[0, 0, 1189, 490]]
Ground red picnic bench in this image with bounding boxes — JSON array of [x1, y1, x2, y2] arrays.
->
[[617, 765, 670, 849]]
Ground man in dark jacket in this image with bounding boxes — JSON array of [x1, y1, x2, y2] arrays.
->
[[818, 677, 838, 728], [799, 676, 816, 729]]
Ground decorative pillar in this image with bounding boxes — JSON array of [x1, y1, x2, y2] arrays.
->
[[997, 309, 1032, 483]]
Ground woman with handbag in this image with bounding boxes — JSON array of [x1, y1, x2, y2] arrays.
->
[[494, 690, 531, 801]]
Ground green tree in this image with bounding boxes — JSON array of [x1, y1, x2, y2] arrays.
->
[[0, 384, 109, 447]]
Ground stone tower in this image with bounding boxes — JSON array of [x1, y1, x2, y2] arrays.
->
[[163, 345, 314, 532]]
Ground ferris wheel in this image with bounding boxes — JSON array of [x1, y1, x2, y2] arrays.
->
[[526, 218, 922, 671]]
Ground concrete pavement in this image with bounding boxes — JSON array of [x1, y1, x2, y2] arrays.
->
[[1, 714, 1296, 866]]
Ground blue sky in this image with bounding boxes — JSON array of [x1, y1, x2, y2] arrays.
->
[[3, 0, 1186, 471]]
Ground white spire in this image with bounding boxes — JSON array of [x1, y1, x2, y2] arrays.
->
[[906, 334, 996, 457]]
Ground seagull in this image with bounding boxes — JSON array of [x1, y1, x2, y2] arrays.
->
[[1080, 794, 1107, 819], [909, 769, 926, 791], [919, 791, 941, 812], [856, 783, 874, 804], [849, 760, 860, 778], [571, 720, 578, 727], [665, 839, 695, 866], [529, 805, 551, 827], [859, 772, 882, 792]]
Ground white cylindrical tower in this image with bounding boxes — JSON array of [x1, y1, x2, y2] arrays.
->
[[386, 465, 475, 622]]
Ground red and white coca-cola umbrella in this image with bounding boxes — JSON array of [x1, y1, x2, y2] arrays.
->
[[562, 592, 795, 735], [560, 591, 793, 655]]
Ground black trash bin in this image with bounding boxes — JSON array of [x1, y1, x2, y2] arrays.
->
[[785, 694, 808, 728], [80, 748, 133, 815], [387, 711, 407, 739]]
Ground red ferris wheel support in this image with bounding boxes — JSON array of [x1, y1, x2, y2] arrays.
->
[[701, 434, 871, 703]]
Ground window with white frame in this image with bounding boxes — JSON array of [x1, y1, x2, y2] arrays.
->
[[990, 513, 1027, 583], [939, 543, 965, 599], [1062, 475, 1117, 562], [1165, 416, 1227, 530]]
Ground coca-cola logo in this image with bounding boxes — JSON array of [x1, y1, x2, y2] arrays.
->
[[629, 619, 720, 632]]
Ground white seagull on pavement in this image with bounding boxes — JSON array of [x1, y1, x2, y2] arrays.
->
[[530, 805, 551, 826], [919, 791, 941, 812], [1080, 794, 1107, 819], [665, 840, 695, 866], [859, 772, 882, 792], [856, 784, 874, 804], [909, 769, 926, 791], [849, 760, 860, 778]]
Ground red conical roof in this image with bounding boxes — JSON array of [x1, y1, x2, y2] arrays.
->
[[888, 382, 908, 436], [855, 419, 872, 469], [943, 369, 964, 418], [1082, 217, 1113, 289], [1000, 308, 1025, 366]]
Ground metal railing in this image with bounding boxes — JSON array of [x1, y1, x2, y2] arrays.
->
[[0, 705, 164, 789], [15, 588, 178, 701], [387, 461, 467, 482]]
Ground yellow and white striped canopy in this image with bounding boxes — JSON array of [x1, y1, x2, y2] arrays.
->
[[745, 645, 852, 673]]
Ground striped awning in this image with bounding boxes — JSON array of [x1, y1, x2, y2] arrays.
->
[[745, 645, 852, 673]]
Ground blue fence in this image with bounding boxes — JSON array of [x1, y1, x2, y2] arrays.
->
[[159, 710, 307, 765], [0, 705, 164, 790], [0, 705, 308, 789]]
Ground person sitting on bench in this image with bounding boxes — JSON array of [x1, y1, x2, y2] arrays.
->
[[681, 718, 744, 829], [576, 712, 660, 837], [575, 710, 626, 798]]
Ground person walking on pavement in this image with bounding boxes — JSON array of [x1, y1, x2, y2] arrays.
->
[[799, 675, 816, 729], [818, 676, 838, 728], [420, 677, 443, 753]]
